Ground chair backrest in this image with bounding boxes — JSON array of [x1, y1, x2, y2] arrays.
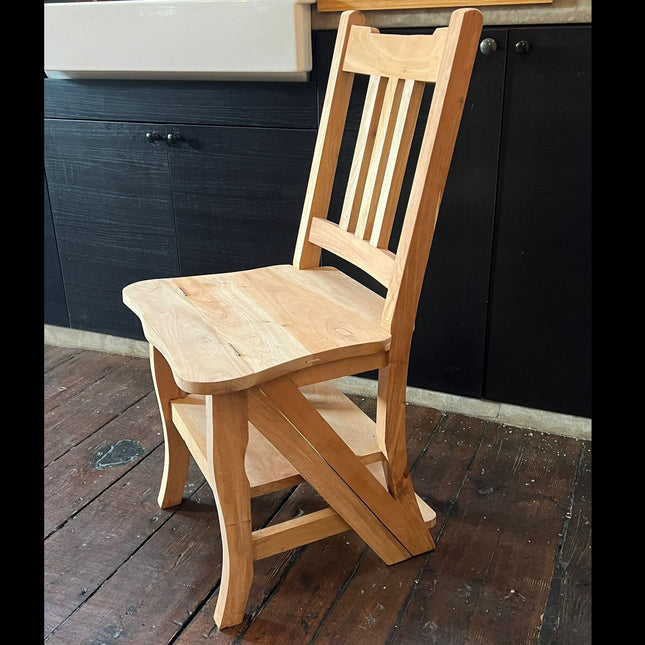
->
[[293, 8, 483, 355]]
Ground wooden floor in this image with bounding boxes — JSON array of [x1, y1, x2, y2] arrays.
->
[[44, 345, 591, 644]]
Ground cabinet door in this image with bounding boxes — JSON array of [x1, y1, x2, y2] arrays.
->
[[44, 119, 178, 339], [484, 26, 591, 417], [409, 29, 506, 397], [167, 125, 317, 275]]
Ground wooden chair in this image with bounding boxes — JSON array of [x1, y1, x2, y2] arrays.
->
[[123, 7, 482, 629]]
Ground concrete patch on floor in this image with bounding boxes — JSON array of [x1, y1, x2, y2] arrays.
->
[[90, 439, 145, 470]]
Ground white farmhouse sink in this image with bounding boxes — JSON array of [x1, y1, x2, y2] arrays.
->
[[44, 0, 316, 81]]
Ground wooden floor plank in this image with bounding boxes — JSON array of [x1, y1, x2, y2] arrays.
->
[[45, 458, 289, 644], [44, 446, 205, 638], [44, 345, 79, 372], [45, 478, 220, 645], [44, 355, 154, 465], [44, 348, 132, 413], [312, 412, 488, 643], [390, 424, 585, 644], [540, 441, 592, 644], [44, 391, 162, 537], [49, 488, 291, 645]]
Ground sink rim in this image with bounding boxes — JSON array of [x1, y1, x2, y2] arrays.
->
[[45, 0, 317, 82]]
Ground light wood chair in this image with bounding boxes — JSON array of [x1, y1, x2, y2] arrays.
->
[[123, 7, 482, 629]]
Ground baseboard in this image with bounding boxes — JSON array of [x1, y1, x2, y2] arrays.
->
[[45, 324, 150, 358], [44, 324, 591, 441], [334, 376, 591, 441]]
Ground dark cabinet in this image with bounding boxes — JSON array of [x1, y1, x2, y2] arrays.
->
[[410, 28, 506, 400]]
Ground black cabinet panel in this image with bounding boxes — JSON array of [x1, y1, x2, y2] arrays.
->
[[44, 119, 179, 339], [44, 175, 69, 327], [170, 125, 317, 275], [484, 26, 591, 417], [44, 79, 318, 129]]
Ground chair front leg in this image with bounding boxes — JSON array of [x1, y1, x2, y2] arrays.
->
[[205, 391, 253, 629], [150, 346, 190, 509]]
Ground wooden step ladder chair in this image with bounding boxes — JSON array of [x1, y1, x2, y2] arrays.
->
[[123, 7, 482, 629]]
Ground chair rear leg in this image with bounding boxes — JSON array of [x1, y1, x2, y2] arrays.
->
[[377, 362, 434, 550], [150, 346, 190, 509]]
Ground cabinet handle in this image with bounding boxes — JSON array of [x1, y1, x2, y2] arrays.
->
[[515, 40, 531, 54], [145, 131, 163, 143], [479, 38, 497, 56], [166, 132, 182, 145]]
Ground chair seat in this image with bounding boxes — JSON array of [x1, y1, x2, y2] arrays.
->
[[123, 264, 390, 394]]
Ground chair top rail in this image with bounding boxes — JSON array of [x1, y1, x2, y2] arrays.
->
[[343, 26, 449, 83]]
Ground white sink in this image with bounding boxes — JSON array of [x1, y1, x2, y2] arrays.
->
[[44, 0, 316, 81]]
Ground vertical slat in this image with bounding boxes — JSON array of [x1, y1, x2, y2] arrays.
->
[[370, 79, 425, 249], [338, 75, 387, 233], [355, 76, 405, 241]]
